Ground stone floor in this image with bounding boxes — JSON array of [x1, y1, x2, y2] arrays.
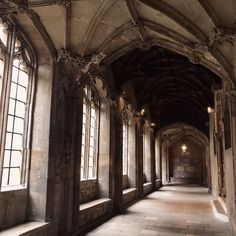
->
[[86, 185, 233, 236]]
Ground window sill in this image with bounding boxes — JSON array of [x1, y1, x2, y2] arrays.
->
[[80, 178, 97, 183], [1, 185, 27, 193], [0, 221, 49, 236], [80, 198, 111, 211], [143, 182, 152, 187], [123, 187, 137, 195]]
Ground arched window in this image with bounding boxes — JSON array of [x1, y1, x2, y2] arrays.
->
[[80, 84, 99, 180], [0, 18, 34, 190]]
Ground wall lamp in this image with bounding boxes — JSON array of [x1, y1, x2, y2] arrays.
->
[[151, 122, 156, 128], [207, 106, 214, 113], [180, 123, 187, 153], [140, 109, 145, 116]]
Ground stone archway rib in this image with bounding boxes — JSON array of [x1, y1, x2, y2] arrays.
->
[[80, 0, 116, 56], [125, 0, 148, 42], [198, 0, 220, 27], [138, 0, 208, 42]]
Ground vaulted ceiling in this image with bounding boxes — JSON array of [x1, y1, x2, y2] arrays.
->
[[1, 0, 235, 86]]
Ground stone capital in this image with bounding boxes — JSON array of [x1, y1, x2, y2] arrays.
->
[[57, 48, 106, 98]]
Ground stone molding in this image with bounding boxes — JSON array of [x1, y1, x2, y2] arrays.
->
[[56, 0, 72, 8]]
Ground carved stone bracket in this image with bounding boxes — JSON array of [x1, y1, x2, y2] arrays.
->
[[57, 48, 106, 98], [186, 51, 203, 64], [183, 27, 236, 65], [0, 0, 34, 16], [209, 27, 236, 47], [57, 0, 72, 8], [58, 48, 105, 70], [183, 42, 208, 64]]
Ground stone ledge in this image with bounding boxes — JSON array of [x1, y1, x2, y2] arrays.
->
[[79, 198, 112, 228], [143, 182, 152, 196], [123, 187, 137, 195], [143, 182, 152, 187], [80, 198, 111, 211], [0, 222, 49, 236]]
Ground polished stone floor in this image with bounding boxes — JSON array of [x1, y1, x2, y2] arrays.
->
[[86, 185, 233, 236]]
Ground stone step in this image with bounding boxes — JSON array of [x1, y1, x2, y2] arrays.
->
[[210, 199, 229, 222]]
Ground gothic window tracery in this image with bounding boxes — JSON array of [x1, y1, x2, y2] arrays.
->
[[0, 18, 34, 189], [80, 84, 99, 180]]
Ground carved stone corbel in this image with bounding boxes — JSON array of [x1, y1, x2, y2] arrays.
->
[[187, 51, 202, 64], [57, 48, 106, 99], [0, 0, 29, 16], [57, 0, 72, 8], [209, 27, 236, 47]]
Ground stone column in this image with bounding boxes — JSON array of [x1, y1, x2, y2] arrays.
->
[[161, 141, 168, 184], [209, 111, 218, 197], [136, 118, 144, 198], [110, 101, 123, 213], [214, 90, 226, 197], [166, 148, 170, 183], [128, 117, 137, 188], [150, 129, 156, 191]]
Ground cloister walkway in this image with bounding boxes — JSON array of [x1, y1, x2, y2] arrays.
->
[[86, 185, 232, 236]]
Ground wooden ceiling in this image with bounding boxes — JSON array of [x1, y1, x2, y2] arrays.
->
[[111, 46, 221, 134]]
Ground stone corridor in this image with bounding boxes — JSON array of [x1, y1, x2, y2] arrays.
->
[[86, 185, 232, 236]]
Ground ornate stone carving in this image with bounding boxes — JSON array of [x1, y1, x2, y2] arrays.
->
[[57, 48, 106, 98], [58, 48, 105, 69], [57, 0, 72, 8], [185, 42, 209, 54], [209, 27, 236, 47], [0, 0, 33, 16], [16, 0, 29, 12], [187, 51, 202, 64]]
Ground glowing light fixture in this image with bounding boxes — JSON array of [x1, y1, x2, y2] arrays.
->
[[180, 123, 187, 153], [207, 106, 214, 113], [151, 122, 156, 127], [181, 143, 187, 153], [140, 109, 145, 116]]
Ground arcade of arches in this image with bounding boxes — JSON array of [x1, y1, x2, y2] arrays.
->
[[0, 0, 236, 235]]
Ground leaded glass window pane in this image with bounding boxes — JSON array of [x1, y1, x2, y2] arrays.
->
[[1, 36, 30, 188], [80, 84, 99, 180]]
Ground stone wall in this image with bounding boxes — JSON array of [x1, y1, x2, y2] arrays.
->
[[123, 175, 129, 189], [123, 188, 137, 207], [80, 180, 98, 204], [79, 199, 112, 228], [169, 139, 204, 184], [0, 189, 27, 230], [143, 183, 152, 196]]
